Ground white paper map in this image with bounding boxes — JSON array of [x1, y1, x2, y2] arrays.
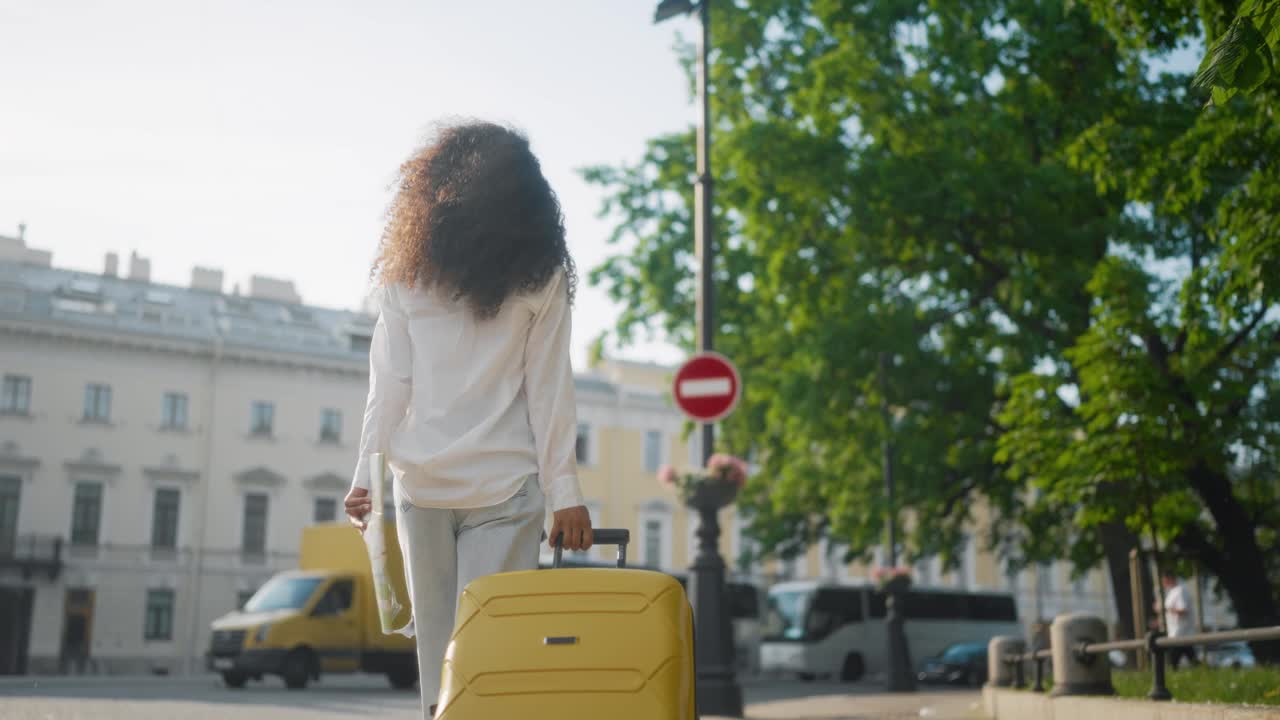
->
[[364, 452, 414, 637]]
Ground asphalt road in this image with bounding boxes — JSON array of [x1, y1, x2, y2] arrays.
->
[[0, 673, 983, 720]]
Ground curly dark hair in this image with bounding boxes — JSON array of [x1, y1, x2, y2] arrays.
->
[[373, 120, 576, 319]]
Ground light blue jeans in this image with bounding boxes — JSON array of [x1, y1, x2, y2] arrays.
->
[[394, 475, 545, 717]]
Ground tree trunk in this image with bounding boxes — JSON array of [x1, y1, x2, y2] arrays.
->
[[1099, 520, 1139, 640], [1180, 461, 1280, 663]]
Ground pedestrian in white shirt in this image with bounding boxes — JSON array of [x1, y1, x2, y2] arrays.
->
[[344, 120, 593, 718], [1160, 573, 1198, 668]]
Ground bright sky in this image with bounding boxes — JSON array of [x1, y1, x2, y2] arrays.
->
[[0, 0, 696, 368]]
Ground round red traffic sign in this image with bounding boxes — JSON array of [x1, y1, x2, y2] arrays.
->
[[673, 352, 741, 423]]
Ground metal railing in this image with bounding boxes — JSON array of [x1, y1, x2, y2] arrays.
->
[[0, 533, 63, 578], [1005, 625, 1280, 701]]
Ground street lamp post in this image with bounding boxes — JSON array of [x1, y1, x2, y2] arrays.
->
[[879, 351, 916, 692], [654, 1, 744, 716]]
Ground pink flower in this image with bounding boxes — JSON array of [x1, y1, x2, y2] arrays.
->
[[657, 465, 678, 487], [707, 453, 749, 487], [871, 565, 912, 583]]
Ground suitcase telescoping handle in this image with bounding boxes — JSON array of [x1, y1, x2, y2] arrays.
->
[[552, 529, 630, 569]]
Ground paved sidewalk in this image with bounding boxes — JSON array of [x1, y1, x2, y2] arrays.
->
[[711, 681, 984, 720], [0, 673, 985, 719]]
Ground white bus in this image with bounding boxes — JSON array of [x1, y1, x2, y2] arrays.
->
[[759, 580, 1021, 682]]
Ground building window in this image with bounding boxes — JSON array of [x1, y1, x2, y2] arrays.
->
[[313, 497, 337, 523], [575, 423, 591, 465], [915, 556, 935, 586], [643, 518, 663, 568], [237, 589, 256, 610], [958, 538, 976, 590], [644, 430, 662, 473], [732, 512, 760, 576], [1, 375, 31, 415], [1006, 565, 1021, 592], [250, 401, 274, 436], [1038, 562, 1054, 593], [70, 482, 103, 546], [144, 589, 175, 641], [151, 488, 180, 549], [161, 392, 188, 430], [242, 493, 268, 557], [319, 408, 342, 444], [0, 476, 20, 556], [779, 554, 799, 581], [83, 384, 111, 422]]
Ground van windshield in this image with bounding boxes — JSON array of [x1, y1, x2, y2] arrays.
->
[[764, 590, 811, 641], [243, 576, 324, 613]]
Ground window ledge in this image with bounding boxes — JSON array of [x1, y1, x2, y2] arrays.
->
[[0, 410, 32, 420], [78, 418, 114, 427], [157, 425, 191, 435], [245, 432, 276, 443]]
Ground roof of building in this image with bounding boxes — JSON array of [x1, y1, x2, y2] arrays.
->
[[0, 259, 376, 364], [0, 257, 675, 400]]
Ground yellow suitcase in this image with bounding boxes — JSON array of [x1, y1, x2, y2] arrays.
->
[[435, 529, 696, 719]]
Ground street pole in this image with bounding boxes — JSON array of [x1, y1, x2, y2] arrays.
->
[[879, 351, 915, 692], [694, 0, 715, 467], [689, 1, 743, 715], [654, 1, 742, 716]]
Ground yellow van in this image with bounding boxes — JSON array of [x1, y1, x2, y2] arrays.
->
[[206, 521, 416, 690]]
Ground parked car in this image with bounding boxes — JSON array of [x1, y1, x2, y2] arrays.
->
[[1204, 642, 1256, 669], [917, 641, 988, 686]]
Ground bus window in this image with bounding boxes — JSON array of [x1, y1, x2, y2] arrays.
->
[[902, 591, 968, 620], [803, 588, 863, 640], [969, 594, 1018, 622], [869, 591, 886, 618]]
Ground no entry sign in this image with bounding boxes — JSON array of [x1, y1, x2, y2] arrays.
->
[[673, 352, 741, 423]]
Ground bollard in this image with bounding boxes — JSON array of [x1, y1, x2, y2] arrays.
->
[[1147, 631, 1172, 701], [987, 637, 1025, 688], [1048, 613, 1115, 697]]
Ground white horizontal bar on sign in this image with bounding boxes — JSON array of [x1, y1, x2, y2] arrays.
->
[[679, 377, 732, 398]]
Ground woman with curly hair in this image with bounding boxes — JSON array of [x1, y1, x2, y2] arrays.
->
[[344, 120, 592, 718]]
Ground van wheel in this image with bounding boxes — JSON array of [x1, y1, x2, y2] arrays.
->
[[388, 666, 417, 690], [282, 649, 312, 690], [840, 653, 865, 682], [221, 670, 247, 689]]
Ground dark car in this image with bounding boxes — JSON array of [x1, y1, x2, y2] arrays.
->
[[917, 642, 988, 686]]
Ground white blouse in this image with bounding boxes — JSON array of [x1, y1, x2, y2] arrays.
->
[[350, 268, 585, 513]]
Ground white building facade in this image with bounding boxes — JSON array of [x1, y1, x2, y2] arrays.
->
[[0, 232, 717, 676]]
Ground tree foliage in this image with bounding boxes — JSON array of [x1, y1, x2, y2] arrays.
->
[[583, 0, 1279, 655]]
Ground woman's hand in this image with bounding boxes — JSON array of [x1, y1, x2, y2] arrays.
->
[[548, 505, 593, 551], [345, 487, 372, 531]]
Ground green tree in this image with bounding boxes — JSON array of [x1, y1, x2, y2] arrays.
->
[[584, 0, 1279, 657]]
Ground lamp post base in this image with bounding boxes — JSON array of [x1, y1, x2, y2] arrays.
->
[[885, 588, 917, 693], [686, 480, 745, 718], [696, 672, 745, 718]]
